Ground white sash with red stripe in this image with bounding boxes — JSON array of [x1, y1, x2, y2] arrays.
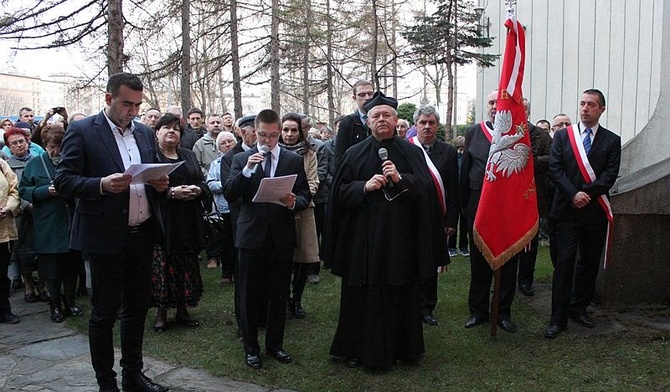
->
[[409, 136, 446, 214], [566, 125, 614, 268]]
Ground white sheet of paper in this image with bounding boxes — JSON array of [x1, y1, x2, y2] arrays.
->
[[252, 174, 298, 205], [124, 162, 184, 184]]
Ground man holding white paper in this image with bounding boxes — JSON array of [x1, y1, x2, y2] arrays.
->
[[224, 109, 310, 369]]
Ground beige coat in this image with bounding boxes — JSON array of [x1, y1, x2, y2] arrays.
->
[[294, 150, 319, 263], [0, 159, 20, 243]]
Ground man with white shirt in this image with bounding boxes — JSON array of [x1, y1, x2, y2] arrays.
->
[[544, 89, 621, 338]]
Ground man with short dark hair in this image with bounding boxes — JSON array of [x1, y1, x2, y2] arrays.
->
[[334, 80, 374, 166], [224, 109, 311, 370], [222, 111, 235, 132], [536, 119, 551, 134], [544, 89, 621, 338], [54, 72, 169, 392], [180, 108, 205, 149]]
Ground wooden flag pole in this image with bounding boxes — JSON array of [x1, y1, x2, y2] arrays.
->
[[490, 268, 501, 337]]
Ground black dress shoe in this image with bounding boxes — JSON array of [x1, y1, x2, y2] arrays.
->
[[121, 372, 168, 392], [421, 313, 438, 326], [176, 316, 200, 327], [544, 324, 566, 339], [292, 302, 306, 319], [345, 357, 361, 368], [63, 303, 84, 317], [498, 319, 517, 333], [0, 313, 20, 324], [268, 349, 293, 364], [519, 284, 535, 296], [569, 313, 595, 328], [99, 386, 120, 392], [464, 315, 489, 328], [245, 354, 262, 369]]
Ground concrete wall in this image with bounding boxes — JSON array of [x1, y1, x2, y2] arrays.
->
[[476, 0, 663, 147]]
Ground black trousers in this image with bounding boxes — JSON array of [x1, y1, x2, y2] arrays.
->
[[517, 233, 539, 286], [447, 210, 469, 250], [467, 230, 518, 320], [549, 219, 607, 326], [0, 241, 13, 316], [217, 213, 236, 279], [419, 275, 437, 315], [38, 250, 81, 304], [237, 239, 293, 356], [87, 224, 154, 387]]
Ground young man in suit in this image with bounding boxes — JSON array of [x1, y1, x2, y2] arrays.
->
[[54, 72, 169, 392], [333, 79, 374, 167], [407, 105, 459, 326], [544, 89, 621, 338], [224, 109, 311, 369]]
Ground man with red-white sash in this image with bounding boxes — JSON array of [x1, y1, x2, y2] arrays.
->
[[460, 89, 520, 333], [544, 89, 621, 338], [409, 105, 459, 327]]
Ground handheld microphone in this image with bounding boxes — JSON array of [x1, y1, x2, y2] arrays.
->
[[378, 147, 393, 187], [250, 145, 270, 173]]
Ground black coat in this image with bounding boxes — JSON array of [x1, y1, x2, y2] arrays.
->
[[334, 110, 368, 168]]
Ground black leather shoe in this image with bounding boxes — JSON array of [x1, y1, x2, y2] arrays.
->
[[544, 324, 566, 339], [121, 373, 168, 392], [0, 313, 20, 324], [245, 354, 262, 369], [268, 349, 293, 364], [421, 313, 438, 326], [176, 316, 200, 327], [50, 305, 64, 323], [99, 386, 120, 392], [292, 302, 306, 319], [569, 313, 595, 328], [498, 319, 517, 333], [519, 284, 535, 296], [63, 302, 84, 317], [464, 315, 489, 328]]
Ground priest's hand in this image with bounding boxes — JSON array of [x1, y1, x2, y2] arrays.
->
[[382, 160, 401, 184], [364, 174, 388, 193], [572, 191, 591, 209]]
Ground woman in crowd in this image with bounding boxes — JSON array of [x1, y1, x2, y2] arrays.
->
[[0, 154, 21, 324], [396, 119, 410, 139], [2, 122, 44, 158], [151, 113, 206, 332], [19, 125, 83, 323], [4, 127, 44, 303], [280, 113, 319, 319], [0, 118, 12, 147], [206, 131, 237, 285]]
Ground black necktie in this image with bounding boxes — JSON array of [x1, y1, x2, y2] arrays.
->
[[264, 151, 272, 177]]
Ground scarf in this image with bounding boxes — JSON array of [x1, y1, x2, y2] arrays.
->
[[279, 141, 307, 155]]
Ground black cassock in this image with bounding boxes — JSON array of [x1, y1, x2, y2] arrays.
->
[[323, 135, 447, 368]]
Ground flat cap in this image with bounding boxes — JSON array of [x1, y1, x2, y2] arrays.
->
[[238, 115, 256, 129]]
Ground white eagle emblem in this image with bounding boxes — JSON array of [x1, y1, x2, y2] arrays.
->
[[484, 109, 530, 182]]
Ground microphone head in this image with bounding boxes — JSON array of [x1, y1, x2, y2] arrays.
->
[[378, 147, 388, 161], [259, 145, 270, 155]]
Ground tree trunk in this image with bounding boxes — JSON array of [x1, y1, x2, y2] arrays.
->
[[107, 0, 124, 76], [302, 0, 311, 115], [325, 0, 334, 125], [180, 0, 192, 114], [270, 0, 281, 112], [231, 0, 243, 118], [371, 0, 379, 89]]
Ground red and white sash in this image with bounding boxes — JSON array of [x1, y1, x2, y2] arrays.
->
[[566, 125, 614, 268], [479, 121, 494, 143], [409, 136, 446, 214]]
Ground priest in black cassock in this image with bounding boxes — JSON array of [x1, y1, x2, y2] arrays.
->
[[322, 92, 448, 369]]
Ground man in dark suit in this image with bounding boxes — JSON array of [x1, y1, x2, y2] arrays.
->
[[460, 89, 519, 333], [54, 73, 169, 392], [333, 79, 374, 167], [544, 89, 621, 338], [224, 109, 311, 369], [408, 105, 459, 326]]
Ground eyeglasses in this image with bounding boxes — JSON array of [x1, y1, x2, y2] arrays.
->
[[9, 139, 27, 146], [356, 92, 374, 98]]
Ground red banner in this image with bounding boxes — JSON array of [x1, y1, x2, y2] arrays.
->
[[473, 15, 538, 271]]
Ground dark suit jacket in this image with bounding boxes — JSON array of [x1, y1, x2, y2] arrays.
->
[[334, 110, 368, 168], [54, 111, 162, 255], [223, 146, 311, 250], [428, 141, 460, 229], [460, 122, 492, 227], [549, 124, 621, 224], [528, 122, 553, 217]]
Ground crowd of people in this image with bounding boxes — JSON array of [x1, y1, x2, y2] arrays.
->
[[0, 72, 620, 391]]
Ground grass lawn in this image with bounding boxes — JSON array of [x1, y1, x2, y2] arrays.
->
[[67, 245, 670, 391]]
